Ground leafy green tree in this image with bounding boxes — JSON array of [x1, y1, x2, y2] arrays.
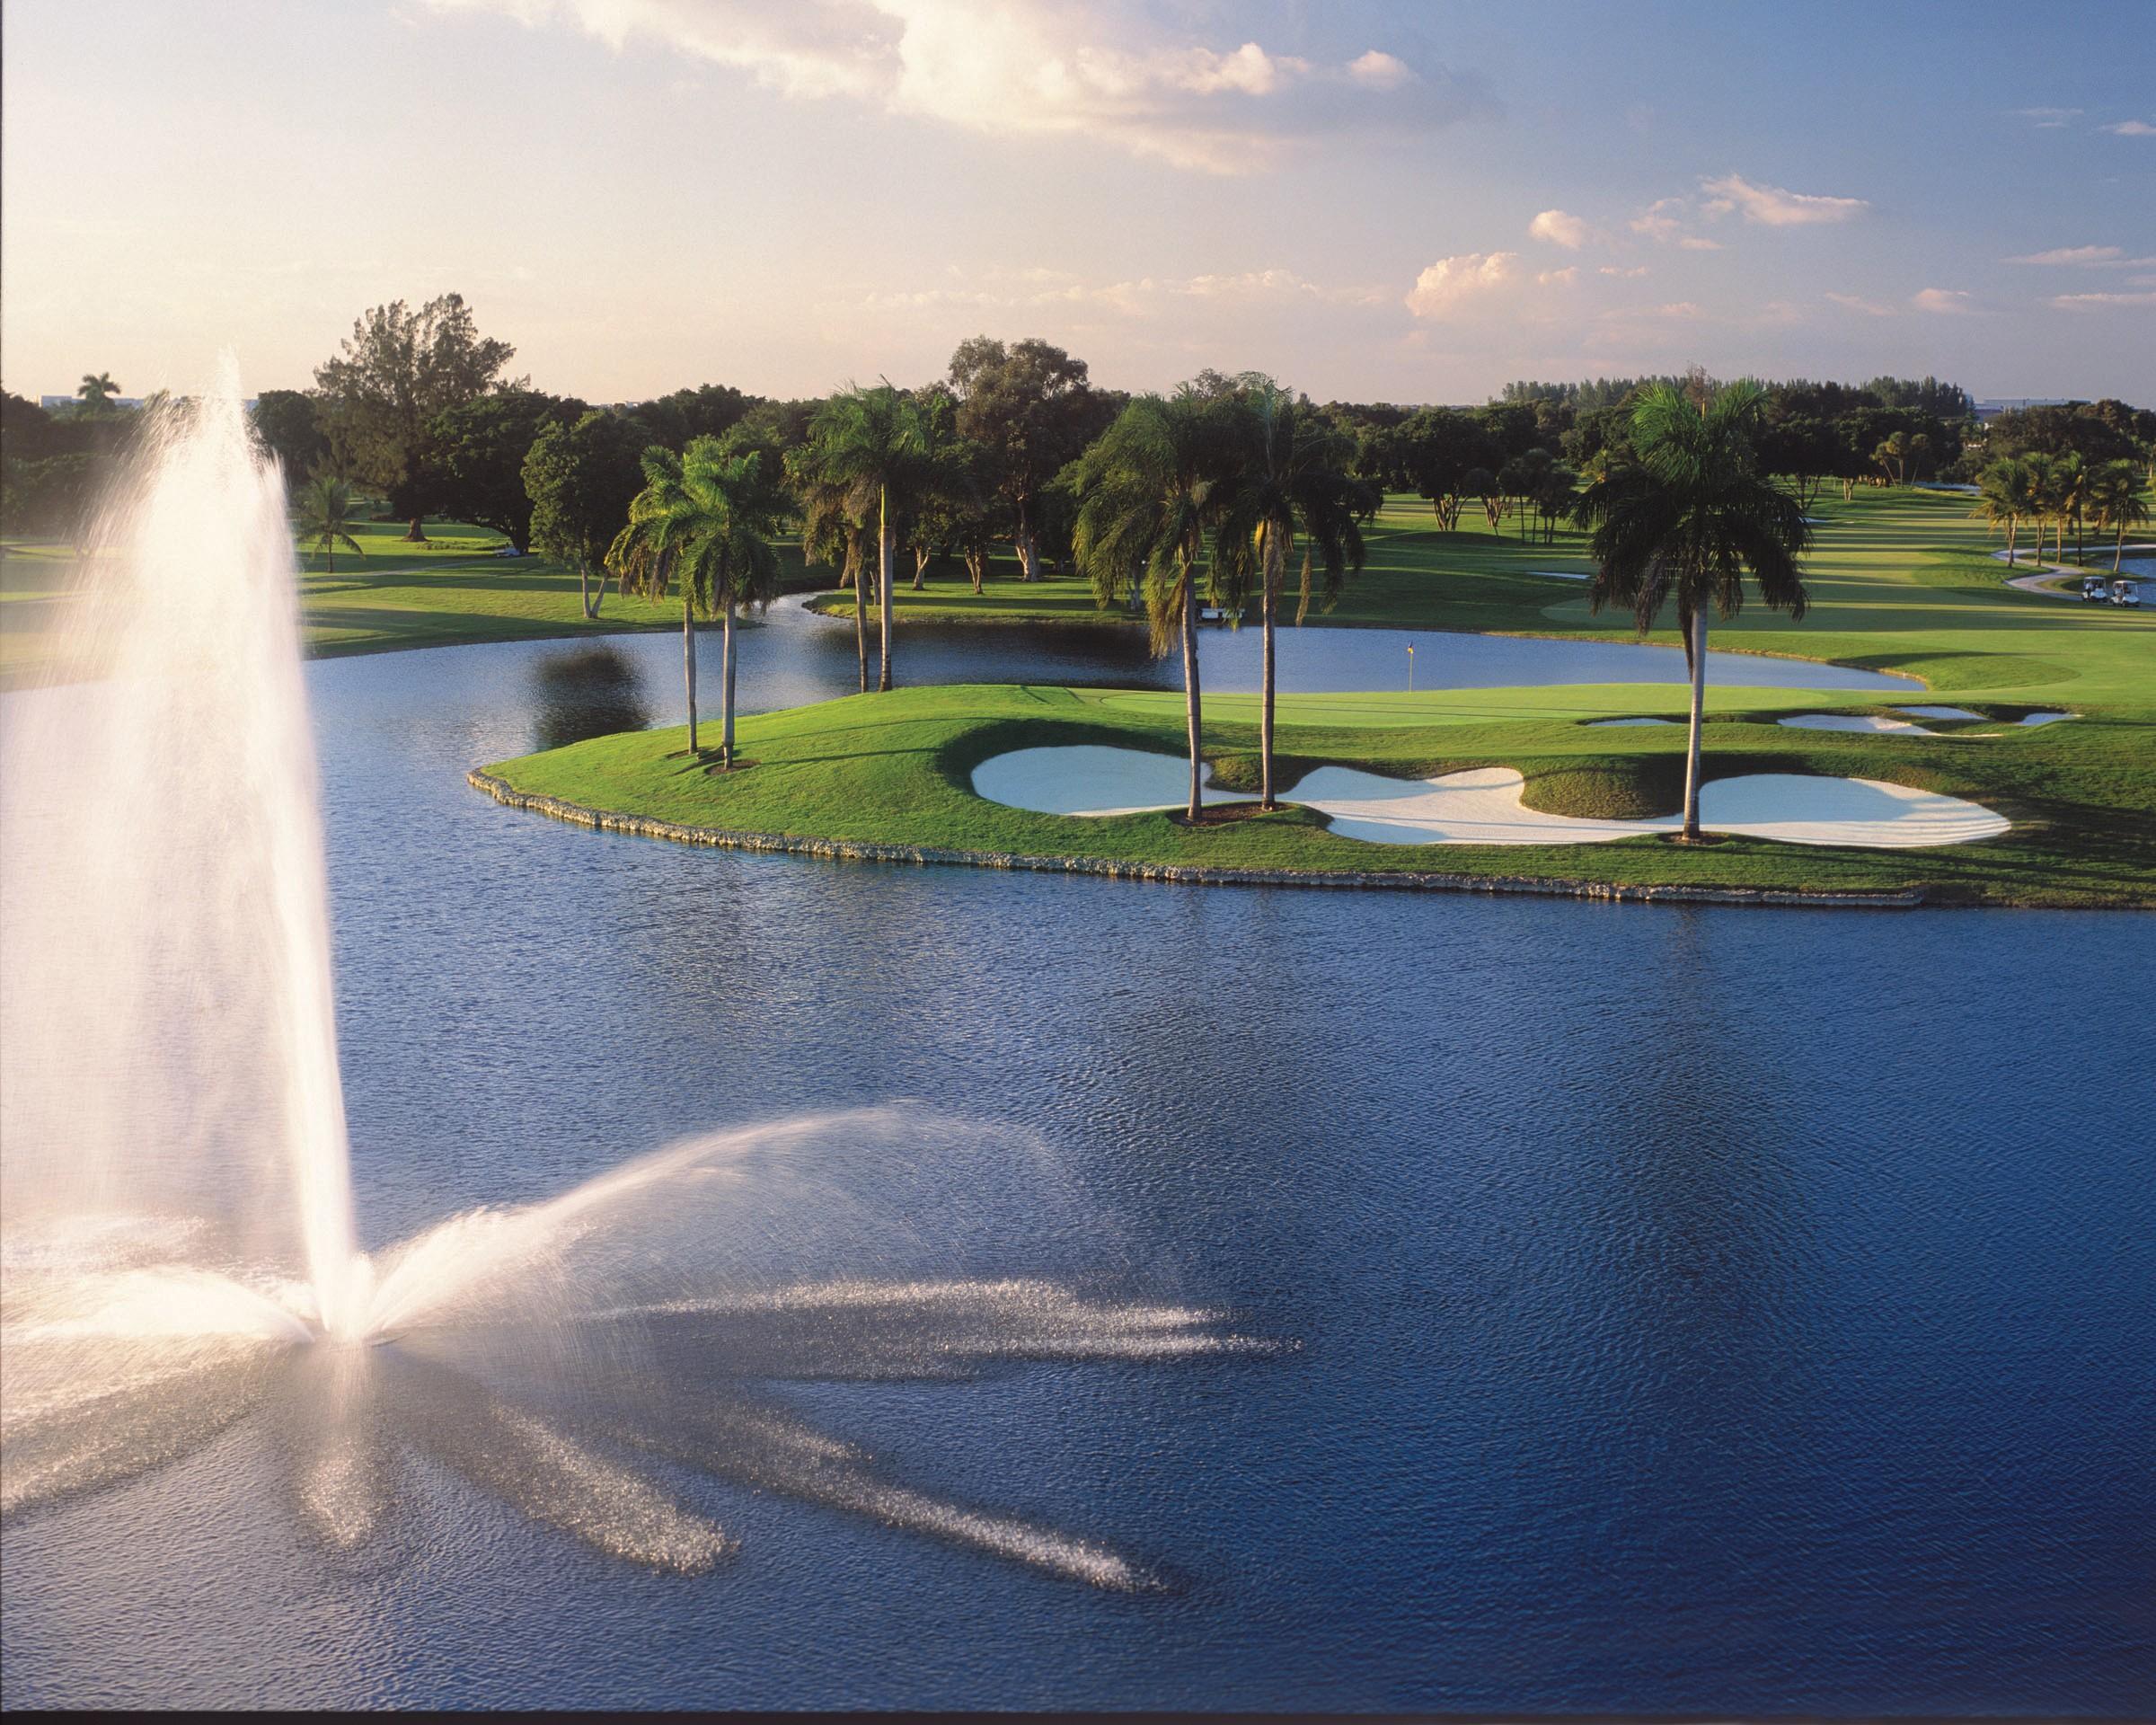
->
[[313, 293, 518, 542], [524, 409, 650, 617], [0, 453, 101, 544], [1392, 407, 1499, 530], [2087, 460, 2152, 572], [608, 437, 783, 762], [807, 383, 935, 692], [1573, 381, 1813, 842], [250, 390, 329, 482], [76, 372, 120, 411], [629, 383, 759, 452], [295, 472, 364, 573], [429, 388, 583, 550], [1212, 382, 1369, 808], [949, 337, 1100, 582], [1067, 390, 1234, 821]]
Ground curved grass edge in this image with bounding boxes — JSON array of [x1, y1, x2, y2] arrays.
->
[[465, 767, 1929, 911]]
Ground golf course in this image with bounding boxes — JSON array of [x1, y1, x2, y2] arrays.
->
[[474, 485, 2155, 907]]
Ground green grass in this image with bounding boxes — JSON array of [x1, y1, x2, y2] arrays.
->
[[0, 517, 827, 686], [485, 485, 2155, 907]]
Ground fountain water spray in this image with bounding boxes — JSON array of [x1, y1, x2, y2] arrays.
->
[[0, 375, 1263, 1579]]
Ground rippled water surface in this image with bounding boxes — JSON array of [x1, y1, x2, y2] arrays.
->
[[3, 613, 2150, 1714]]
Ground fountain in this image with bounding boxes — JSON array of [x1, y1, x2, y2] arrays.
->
[[0, 375, 1258, 1586]]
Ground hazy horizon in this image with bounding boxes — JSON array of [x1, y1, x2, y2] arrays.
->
[[4, 0, 2152, 407]]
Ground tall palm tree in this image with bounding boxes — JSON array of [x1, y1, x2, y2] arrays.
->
[[1971, 457, 2037, 568], [1068, 391, 1232, 822], [609, 437, 782, 763], [2021, 453, 2059, 569], [2054, 451, 2090, 564], [807, 384, 932, 693], [1573, 380, 1812, 843], [789, 440, 873, 693], [75, 372, 119, 411], [295, 472, 364, 572], [1212, 382, 1369, 809], [2088, 459, 2152, 571]]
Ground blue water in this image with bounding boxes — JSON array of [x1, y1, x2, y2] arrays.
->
[[2, 616, 2149, 1714]]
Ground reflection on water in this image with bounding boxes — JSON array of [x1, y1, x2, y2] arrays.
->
[[531, 645, 650, 751]]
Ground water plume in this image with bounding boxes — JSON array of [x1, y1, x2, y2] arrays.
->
[[0, 382, 1264, 1584]]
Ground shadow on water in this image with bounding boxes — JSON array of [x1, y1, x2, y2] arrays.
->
[[530, 645, 651, 751]]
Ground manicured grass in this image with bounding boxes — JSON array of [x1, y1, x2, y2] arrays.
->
[[484, 680, 2155, 907], [0, 517, 827, 686]]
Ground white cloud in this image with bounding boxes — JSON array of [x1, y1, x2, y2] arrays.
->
[[2052, 290, 2156, 308], [1528, 208, 1589, 249], [1676, 235, 1722, 251], [1404, 252, 1518, 318], [1825, 291, 1895, 316], [1535, 267, 1578, 287], [1629, 197, 1690, 243], [428, 0, 1489, 172], [2103, 119, 2155, 136], [2007, 244, 2125, 265], [1597, 265, 1648, 279], [1346, 49, 1412, 91], [1701, 172, 1869, 226], [2013, 106, 2082, 128], [1911, 288, 1974, 314]]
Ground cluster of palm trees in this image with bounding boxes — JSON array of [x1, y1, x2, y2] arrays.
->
[[1971, 452, 2151, 571]]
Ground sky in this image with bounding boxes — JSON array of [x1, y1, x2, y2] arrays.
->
[[3, 0, 2152, 407]]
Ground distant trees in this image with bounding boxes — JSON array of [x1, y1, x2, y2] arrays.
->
[[296, 473, 364, 572], [250, 390, 329, 481], [76, 372, 120, 410], [949, 337, 1102, 582], [1574, 381, 1812, 842], [628, 384, 757, 452], [523, 409, 650, 617], [429, 388, 584, 550], [313, 294, 518, 541]]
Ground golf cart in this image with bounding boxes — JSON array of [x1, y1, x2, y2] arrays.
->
[[2111, 578, 2142, 607], [2081, 574, 2110, 602]]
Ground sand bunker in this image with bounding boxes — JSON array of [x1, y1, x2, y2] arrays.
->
[[1900, 705, 1983, 721], [1780, 713, 1933, 734], [971, 748, 2008, 850]]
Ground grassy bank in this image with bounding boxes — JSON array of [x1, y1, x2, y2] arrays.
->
[[482, 682, 2155, 907]]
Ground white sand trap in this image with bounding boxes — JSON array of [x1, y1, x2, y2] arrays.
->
[[1586, 717, 1680, 727], [1284, 765, 2008, 850], [968, 746, 1242, 817], [1779, 712, 1933, 734], [1900, 705, 1983, 721], [972, 748, 2006, 848]]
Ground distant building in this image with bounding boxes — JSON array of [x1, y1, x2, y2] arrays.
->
[[1973, 398, 2074, 421]]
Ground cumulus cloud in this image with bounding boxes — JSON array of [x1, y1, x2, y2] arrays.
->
[[1825, 291, 1895, 316], [1535, 267, 1578, 287], [428, 0, 1491, 172], [1403, 252, 1518, 317], [2052, 290, 2156, 308], [2103, 119, 2155, 136], [1911, 288, 1974, 314], [1700, 172, 1869, 226], [1629, 197, 1690, 243], [1528, 208, 1589, 249], [1597, 264, 1648, 279]]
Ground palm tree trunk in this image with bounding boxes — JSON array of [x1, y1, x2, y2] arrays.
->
[[683, 590, 699, 755], [877, 488, 895, 693], [1681, 610, 1707, 842], [1180, 562, 1204, 823], [2006, 518, 2018, 565], [720, 596, 737, 766], [1259, 530, 1280, 809], [2116, 526, 2126, 573], [578, 561, 592, 619], [852, 547, 870, 694]]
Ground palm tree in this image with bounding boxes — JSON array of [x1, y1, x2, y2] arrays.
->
[[295, 472, 364, 572], [1573, 380, 1812, 843], [2021, 453, 2059, 569], [2054, 451, 2090, 565], [807, 383, 932, 693], [789, 440, 874, 693], [1971, 457, 2037, 568], [76, 372, 120, 411], [609, 437, 782, 763], [1068, 391, 1232, 822], [2088, 459, 2152, 571], [1212, 382, 1369, 809]]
